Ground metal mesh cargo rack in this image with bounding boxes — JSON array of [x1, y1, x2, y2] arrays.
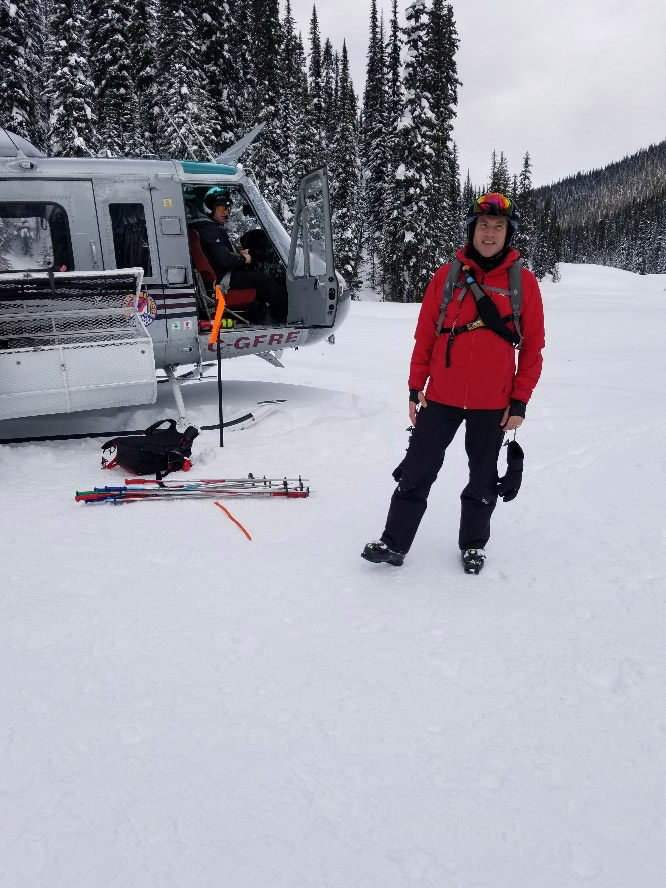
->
[[0, 268, 157, 420]]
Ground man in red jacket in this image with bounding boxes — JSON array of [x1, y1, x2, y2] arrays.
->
[[362, 193, 545, 574]]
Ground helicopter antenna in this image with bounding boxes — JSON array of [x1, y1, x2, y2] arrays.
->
[[159, 105, 198, 161], [159, 105, 217, 164]]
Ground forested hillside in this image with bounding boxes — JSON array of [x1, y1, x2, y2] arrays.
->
[[533, 141, 666, 274]]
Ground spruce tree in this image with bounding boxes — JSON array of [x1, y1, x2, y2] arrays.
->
[[329, 41, 361, 280], [461, 169, 475, 210], [321, 38, 336, 159], [0, 0, 39, 141], [244, 0, 285, 210], [274, 1, 312, 224], [425, 0, 460, 258], [308, 5, 324, 164], [154, 0, 217, 158], [380, 0, 403, 300], [89, 0, 138, 155], [131, 0, 159, 156], [513, 151, 536, 266], [200, 0, 237, 153], [384, 0, 439, 302], [490, 150, 511, 193], [231, 0, 257, 136], [361, 0, 389, 286], [46, 0, 97, 156]]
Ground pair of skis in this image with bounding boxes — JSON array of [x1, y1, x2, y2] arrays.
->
[[76, 475, 310, 505]]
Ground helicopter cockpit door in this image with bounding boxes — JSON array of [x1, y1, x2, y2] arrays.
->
[[287, 168, 339, 327]]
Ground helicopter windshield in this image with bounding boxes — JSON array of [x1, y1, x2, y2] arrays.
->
[[240, 178, 291, 263]]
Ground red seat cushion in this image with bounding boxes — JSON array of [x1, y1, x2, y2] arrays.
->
[[225, 288, 256, 307]]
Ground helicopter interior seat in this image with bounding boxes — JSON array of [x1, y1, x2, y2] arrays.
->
[[187, 228, 257, 311]]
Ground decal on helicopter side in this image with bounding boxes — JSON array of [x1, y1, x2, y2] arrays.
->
[[122, 291, 158, 326], [0, 125, 349, 423]]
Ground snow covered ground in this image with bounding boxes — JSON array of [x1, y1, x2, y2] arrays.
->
[[1, 263, 665, 887]]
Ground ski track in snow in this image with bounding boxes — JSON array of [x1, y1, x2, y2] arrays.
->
[[1, 264, 666, 887]]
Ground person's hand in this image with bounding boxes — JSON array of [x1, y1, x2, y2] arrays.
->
[[501, 406, 523, 431], [240, 249, 252, 264], [409, 391, 427, 426]]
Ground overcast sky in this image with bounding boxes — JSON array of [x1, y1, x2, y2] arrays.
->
[[290, 0, 666, 187]]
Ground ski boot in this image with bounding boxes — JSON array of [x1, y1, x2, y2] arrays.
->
[[361, 540, 405, 567], [461, 548, 486, 574]]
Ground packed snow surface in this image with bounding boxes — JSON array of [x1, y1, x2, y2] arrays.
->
[[1, 264, 665, 887]]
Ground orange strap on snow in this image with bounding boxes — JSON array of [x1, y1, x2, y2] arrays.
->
[[208, 284, 226, 345], [214, 501, 252, 540]]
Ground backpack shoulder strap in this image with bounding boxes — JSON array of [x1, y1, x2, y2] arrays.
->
[[508, 258, 523, 344], [436, 258, 463, 336]]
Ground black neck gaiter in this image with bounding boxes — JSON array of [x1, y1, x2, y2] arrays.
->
[[466, 243, 511, 273]]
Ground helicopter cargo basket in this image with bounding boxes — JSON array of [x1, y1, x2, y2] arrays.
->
[[0, 269, 157, 421]]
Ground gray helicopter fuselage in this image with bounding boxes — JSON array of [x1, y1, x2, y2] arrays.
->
[[0, 145, 349, 370]]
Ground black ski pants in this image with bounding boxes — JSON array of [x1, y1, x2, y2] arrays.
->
[[229, 268, 288, 322], [381, 401, 506, 554]]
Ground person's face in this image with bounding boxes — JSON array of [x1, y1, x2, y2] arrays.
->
[[213, 204, 230, 224], [472, 215, 509, 257]]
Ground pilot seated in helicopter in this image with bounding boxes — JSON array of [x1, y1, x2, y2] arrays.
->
[[189, 187, 288, 323]]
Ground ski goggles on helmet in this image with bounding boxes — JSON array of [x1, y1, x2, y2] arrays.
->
[[473, 193, 513, 216]]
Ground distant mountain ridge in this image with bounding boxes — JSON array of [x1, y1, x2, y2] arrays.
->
[[533, 140, 666, 274]]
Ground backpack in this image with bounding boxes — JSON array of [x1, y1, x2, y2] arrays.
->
[[436, 257, 523, 343], [102, 419, 199, 479]]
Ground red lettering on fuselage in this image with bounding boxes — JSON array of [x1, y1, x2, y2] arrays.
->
[[286, 331, 299, 343], [269, 333, 284, 346], [253, 334, 268, 348], [234, 337, 251, 350]]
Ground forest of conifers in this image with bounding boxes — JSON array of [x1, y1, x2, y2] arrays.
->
[[1, 0, 663, 299]]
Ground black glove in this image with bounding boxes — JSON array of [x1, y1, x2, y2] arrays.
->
[[509, 398, 526, 418], [497, 439, 524, 502], [409, 389, 420, 404]]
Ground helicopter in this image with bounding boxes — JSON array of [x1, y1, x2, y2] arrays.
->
[[0, 126, 350, 423]]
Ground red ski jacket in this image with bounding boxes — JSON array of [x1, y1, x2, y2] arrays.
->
[[408, 246, 545, 409]]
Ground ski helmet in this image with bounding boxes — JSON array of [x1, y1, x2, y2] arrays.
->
[[203, 186, 233, 216], [466, 192, 520, 245]]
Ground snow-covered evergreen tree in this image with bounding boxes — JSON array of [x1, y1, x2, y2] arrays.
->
[[230, 0, 257, 137], [361, 0, 389, 287], [307, 5, 324, 164], [513, 151, 536, 265], [425, 0, 460, 257], [461, 169, 475, 210], [320, 38, 336, 160], [0, 0, 33, 139], [329, 41, 361, 281], [384, 0, 439, 302], [489, 150, 511, 194], [154, 0, 218, 158], [379, 0, 404, 300], [46, 0, 97, 156], [89, 0, 138, 155], [272, 1, 312, 224], [200, 0, 237, 153], [244, 0, 285, 209], [130, 0, 159, 156]]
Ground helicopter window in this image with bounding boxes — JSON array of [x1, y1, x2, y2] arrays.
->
[[183, 185, 287, 285], [0, 201, 73, 272], [293, 182, 328, 278], [109, 203, 153, 277]]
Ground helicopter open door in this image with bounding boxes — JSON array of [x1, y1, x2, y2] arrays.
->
[[287, 169, 339, 327]]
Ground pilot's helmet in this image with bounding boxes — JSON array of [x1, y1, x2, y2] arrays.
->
[[203, 186, 233, 216]]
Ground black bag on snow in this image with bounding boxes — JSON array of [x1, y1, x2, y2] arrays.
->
[[102, 419, 199, 478]]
